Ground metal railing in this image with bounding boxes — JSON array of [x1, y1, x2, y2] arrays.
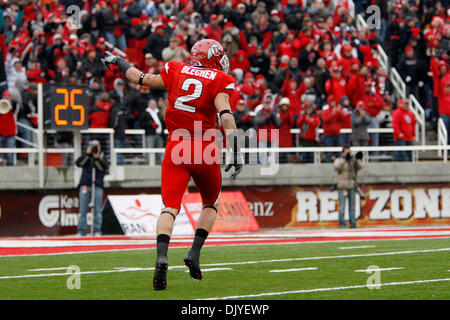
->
[[437, 117, 448, 161], [390, 67, 406, 99], [2, 135, 449, 188], [409, 94, 426, 145]]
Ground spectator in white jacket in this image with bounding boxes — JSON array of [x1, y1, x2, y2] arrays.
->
[[161, 36, 189, 62], [6, 58, 29, 105]]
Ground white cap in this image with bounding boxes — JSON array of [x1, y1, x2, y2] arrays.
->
[[279, 97, 290, 106]]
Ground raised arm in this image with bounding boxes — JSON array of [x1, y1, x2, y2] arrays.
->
[[215, 92, 237, 132], [102, 51, 165, 89], [215, 92, 242, 180]]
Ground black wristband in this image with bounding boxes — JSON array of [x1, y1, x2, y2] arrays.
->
[[116, 57, 132, 74], [139, 73, 146, 85], [219, 109, 232, 117]]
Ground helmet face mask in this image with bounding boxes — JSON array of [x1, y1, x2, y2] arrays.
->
[[220, 55, 229, 73], [190, 39, 229, 73]]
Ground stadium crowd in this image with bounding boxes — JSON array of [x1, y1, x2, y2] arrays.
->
[[0, 0, 449, 166]]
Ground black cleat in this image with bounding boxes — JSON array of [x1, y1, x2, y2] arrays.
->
[[153, 256, 168, 290], [184, 251, 202, 280]]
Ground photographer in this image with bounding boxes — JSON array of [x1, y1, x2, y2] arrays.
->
[[75, 140, 109, 236], [334, 146, 363, 228]]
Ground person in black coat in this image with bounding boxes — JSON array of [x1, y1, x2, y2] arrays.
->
[[100, 1, 130, 50], [248, 45, 270, 77], [139, 99, 166, 164], [108, 91, 129, 165], [144, 25, 168, 61], [75, 140, 109, 236], [397, 45, 426, 97]]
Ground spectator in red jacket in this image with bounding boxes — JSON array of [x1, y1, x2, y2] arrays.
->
[[88, 92, 112, 128], [321, 95, 346, 162], [277, 97, 295, 163], [325, 66, 347, 104], [297, 103, 320, 163], [281, 76, 302, 115], [0, 91, 17, 166], [346, 64, 368, 106], [361, 80, 384, 149], [278, 31, 300, 59], [204, 14, 222, 41], [392, 99, 417, 161], [230, 50, 250, 80], [436, 61, 450, 143], [339, 44, 359, 78], [241, 72, 255, 97]]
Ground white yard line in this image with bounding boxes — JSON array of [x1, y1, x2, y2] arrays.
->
[[339, 245, 377, 250], [184, 268, 233, 273], [200, 278, 450, 300], [0, 268, 144, 280], [28, 267, 69, 272], [191, 247, 450, 269], [354, 267, 404, 273], [1, 247, 448, 280], [269, 267, 317, 273]]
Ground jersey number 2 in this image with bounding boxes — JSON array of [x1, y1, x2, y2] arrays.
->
[[174, 78, 203, 113]]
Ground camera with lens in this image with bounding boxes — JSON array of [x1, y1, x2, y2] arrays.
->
[[88, 140, 100, 156], [356, 185, 366, 200]]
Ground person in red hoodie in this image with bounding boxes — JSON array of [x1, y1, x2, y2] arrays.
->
[[436, 61, 450, 143], [204, 14, 222, 41], [230, 49, 250, 77], [325, 66, 347, 103], [0, 91, 17, 166], [346, 62, 368, 106], [392, 99, 417, 161], [339, 44, 359, 78], [240, 72, 255, 97], [297, 103, 320, 163], [281, 76, 302, 115], [88, 92, 112, 128], [277, 97, 295, 163], [361, 80, 384, 149], [321, 95, 346, 162]]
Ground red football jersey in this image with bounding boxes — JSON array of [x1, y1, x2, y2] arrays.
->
[[159, 61, 235, 140]]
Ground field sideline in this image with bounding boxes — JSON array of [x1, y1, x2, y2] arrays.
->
[[0, 227, 449, 300]]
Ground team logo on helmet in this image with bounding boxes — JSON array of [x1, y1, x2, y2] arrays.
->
[[207, 44, 222, 59]]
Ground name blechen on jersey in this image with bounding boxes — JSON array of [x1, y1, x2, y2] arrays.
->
[[180, 65, 218, 80]]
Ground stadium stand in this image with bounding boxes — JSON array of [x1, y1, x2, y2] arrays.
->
[[0, 0, 449, 169]]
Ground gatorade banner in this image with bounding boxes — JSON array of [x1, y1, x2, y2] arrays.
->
[[182, 192, 260, 233]]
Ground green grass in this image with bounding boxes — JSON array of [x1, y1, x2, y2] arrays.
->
[[0, 238, 449, 300]]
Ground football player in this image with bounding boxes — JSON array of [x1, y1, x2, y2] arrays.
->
[[103, 39, 243, 290]]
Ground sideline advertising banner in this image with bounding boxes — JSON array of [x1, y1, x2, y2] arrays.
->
[[236, 184, 450, 228], [0, 183, 449, 236], [182, 192, 260, 233], [102, 195, 195, 236]]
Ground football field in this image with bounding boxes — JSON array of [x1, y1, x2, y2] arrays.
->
[[0, 227, 449, 300]]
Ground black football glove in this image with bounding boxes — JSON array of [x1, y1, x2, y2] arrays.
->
[[225, 132, 244, 180], [101, 51, 119, 70], [225, 161, 243, 180]]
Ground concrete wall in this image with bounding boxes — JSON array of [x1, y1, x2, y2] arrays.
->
[[0, 162, 449, 190]]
